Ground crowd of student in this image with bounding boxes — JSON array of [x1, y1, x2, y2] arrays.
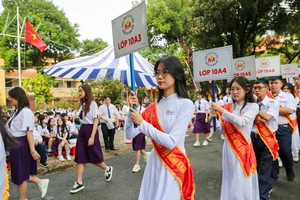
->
[[1, 55, 300, 200]]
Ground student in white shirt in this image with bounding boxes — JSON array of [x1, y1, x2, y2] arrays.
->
[[33, 116, 48, 167], [7, 87, 49, 199], [98, 96, 119, 151], [269, 76, 296, 183], [127, 56, 195, 200], [252, 79, 279, 199], [193, 91, 210, 146], [282, 83, 300, 162], [70, 84, 113, 194], [211, 76, 259, 200]]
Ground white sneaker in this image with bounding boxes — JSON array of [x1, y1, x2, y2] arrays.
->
[[202, 140, 208, 146], [293, 156, 299, 162], [132, 165, 141, 173], [278, 158, 283, 167], [143, 152, 150, 162], [66, 155, 72, 161], [221, 134, 225, 140], [193, 141, 200, 147], [39, 179, 49, 198], [207, 136, 212, 142], [58, 155, 65, 161]]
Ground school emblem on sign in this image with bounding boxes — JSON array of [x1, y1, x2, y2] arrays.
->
[[205, 52, 219, 67], [122, 14, 134, 35], [284, 65, 291, 72], [235, 59, 245, 70], [260, 59, 269, 68]]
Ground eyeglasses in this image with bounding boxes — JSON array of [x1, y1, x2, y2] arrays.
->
[[253, 86, 267, 90], [154, 70, 170, 77]]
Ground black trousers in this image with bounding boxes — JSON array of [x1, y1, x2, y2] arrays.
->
[[35, 144, 47, 163], [251, 132, 273, 200], [101, 123, 116, 150], [271, 126, 293, 179]]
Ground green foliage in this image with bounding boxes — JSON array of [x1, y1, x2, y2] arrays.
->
[[80, 38, 109, 56], [0, 0, 81, 70], [86, 78, 125, 105], [22, 72, 57, 104]]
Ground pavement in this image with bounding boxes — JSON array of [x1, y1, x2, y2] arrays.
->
[[8, 129, 300, 200]]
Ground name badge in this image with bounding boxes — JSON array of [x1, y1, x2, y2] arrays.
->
[[166, 110, 175, 115]]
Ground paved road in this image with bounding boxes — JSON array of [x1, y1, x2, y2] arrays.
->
[[9, 134, 300, 200]]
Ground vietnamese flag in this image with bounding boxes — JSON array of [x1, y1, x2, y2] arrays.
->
[[25, 21, 47, 52]]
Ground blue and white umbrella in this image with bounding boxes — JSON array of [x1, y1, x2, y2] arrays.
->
[[44, 46, 157, 87]]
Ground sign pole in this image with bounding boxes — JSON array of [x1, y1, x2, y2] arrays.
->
[[129, 53, 137, 128], [212, 80, 216, 131]]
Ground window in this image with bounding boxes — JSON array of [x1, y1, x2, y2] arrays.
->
[[5, 79, 12, 87], [67, 81, 72, 88]]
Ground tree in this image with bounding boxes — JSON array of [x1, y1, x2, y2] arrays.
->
[[22, 72, 57, 104], [80, 38, 109, 56], [86, 78, 126, 105], [144, 0, 298, 95], [0, 0, 81, 71]]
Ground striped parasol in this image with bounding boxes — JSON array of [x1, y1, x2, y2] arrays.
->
[[43, 46, 157, 87]]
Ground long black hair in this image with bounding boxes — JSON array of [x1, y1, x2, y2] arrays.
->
[[8, 87, 30, 116], [38, 114, 46, 129], [79, 84, 94, 116], [47, 118, 55, 133], [56, 117, 68, 138], [0, 108, 18, 149], [282, 83, 295, 98], [229, 76, 255, 112], [154, 56, 188, 102]]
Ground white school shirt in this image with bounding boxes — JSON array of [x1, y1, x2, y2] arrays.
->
[[7, 108, 35, 137], [274, 90, 296, 125], [223, 95, 232, 104], [194, 99, 209, 113], [98, 103, 118, 123], [219, 102, 260, 200], [80, 101, 99, 124], [0, 133, 5, 199], [126, 93, 194, 200], [33, 128, 43, 143], [126, 106, 145, 140], [251, 96, 279, 133], [45, 126, 56, 134], [209, 99, 224, 109]]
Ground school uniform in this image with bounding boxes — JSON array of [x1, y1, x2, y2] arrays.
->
[[193, 99, 210, 133], [33, 128, 47, 164], [7, 108, 37, 185], [291, 97, 300, 157], [126, 93, 195, 200], [75, 101, 104, 164], [251, 96, 279, 200], [271, 90, 296, 180], [99, 103, 119, 150], [218, 102, 260, 200], [130, 106, 146, 151], [222, 95, 232, 104], [54, 127, 69, 149]]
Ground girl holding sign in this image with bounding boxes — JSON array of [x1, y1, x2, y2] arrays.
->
[[211, 76, 259, 200], [126, 56, 195, 200]]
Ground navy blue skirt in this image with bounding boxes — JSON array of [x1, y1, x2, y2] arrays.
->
[[75, 124, 104, 164], [10, 136, 38, 185], [132, 133, 146, 151], [193, 113, 210, 133]]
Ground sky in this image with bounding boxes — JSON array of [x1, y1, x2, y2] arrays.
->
[[0, 0, 135, 45]]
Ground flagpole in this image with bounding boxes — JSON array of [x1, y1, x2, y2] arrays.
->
[[17, 7, 22, 87]]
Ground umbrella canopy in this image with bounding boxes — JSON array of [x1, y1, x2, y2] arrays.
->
[[44, 46, 157, 87]]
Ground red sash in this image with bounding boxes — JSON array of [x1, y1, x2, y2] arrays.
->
[[254, 116, 279, 160], [142, 103, 195, 200], [220, 103, 257, 177], [266, 92, 296, 132]]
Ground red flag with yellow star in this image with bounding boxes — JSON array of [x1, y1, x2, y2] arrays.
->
[[25, 21, 47, 52]]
